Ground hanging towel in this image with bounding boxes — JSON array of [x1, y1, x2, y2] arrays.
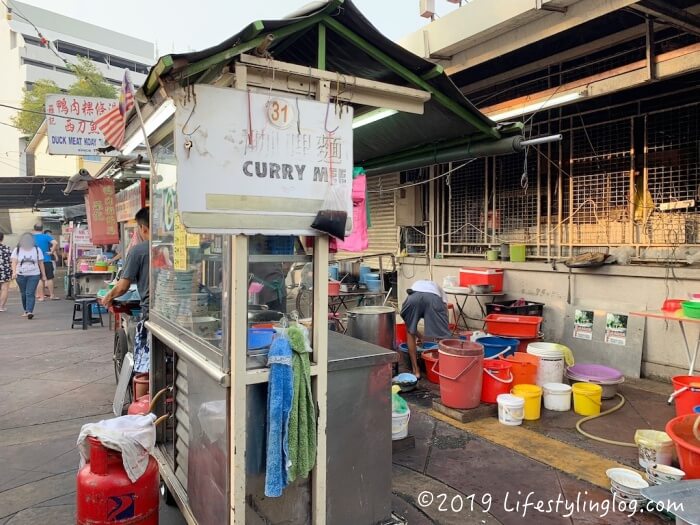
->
[[286, 325, 317, 483], [264, 336, 294, 497]]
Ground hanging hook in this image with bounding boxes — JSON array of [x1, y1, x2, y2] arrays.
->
[[324, 99, 339, 134]]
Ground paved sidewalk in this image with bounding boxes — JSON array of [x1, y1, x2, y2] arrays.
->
[[0, 278, 184, 524]]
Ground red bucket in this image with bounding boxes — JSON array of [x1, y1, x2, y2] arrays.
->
[[481, 359, 513, 404], [671, 376, 700, 417], [435, 340, 484, 410], [422, 350, 440, 384], [666, 414, 700, 479], [395, 322, 407, 347], [502, 353, 539, 386]]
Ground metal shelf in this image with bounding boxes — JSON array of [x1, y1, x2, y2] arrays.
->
[[248, 255, 312, 263]]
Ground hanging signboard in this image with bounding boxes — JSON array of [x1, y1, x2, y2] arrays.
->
[[85, 179, 119, 245], [116, 181, 144, 222], [45, 95, 119, 156], [173, 85, 354, 234]]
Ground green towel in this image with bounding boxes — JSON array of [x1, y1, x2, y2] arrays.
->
[[286, 326, 317, 483]]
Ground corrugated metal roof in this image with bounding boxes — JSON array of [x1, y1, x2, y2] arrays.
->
[[138, 0, 516, 171]]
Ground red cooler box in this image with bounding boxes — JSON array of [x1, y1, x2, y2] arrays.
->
[[459, 268, 504, 292]]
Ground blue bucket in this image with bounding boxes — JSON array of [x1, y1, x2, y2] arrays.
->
[[366, 279, 382, 292], [359, 265, 372, 283], [328, 265, 339, 281], [248, 328, 276, 350], [398, 343, 438, 371], [475, 336, 519, 359]]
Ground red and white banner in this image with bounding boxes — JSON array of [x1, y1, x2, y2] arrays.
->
[[85, 179, 119, 245]]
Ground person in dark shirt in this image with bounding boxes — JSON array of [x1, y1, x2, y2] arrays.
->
[[100, 208, 150, 373], [101, 208, 150, 314]]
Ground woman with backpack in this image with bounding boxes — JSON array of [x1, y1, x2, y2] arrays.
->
[[10, 232, 46, 319]]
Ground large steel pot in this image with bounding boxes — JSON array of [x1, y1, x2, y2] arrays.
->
[[346, 306, 396, 350]]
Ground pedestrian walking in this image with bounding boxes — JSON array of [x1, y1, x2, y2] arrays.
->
[[0, 233, 11, 312], [32, 224, 58, 301], [10, 232, 46, 319]]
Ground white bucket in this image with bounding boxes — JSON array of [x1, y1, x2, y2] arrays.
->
[[497, 394, 525, 426], [527, 343, 567, 386], [392, 409, 410, 440], [635, 429, 674, 468], [542, 382, 572, 411]]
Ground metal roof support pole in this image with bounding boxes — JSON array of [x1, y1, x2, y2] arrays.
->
[[318, 23, 326, 70], [322, 17, 501, 140]]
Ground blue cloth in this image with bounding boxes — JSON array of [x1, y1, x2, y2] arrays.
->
[[16, 274, 40, 313], [265, 336, 293, 498], [133, 319, 150, 373], [33, 233, 54, 262]]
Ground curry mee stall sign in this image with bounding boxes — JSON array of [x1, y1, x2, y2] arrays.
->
[[45, 95, 119, 157], [173, 85, 353, 234]]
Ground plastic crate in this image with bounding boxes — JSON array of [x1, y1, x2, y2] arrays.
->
[[486, 300, 544, 317], [484, 314, 543, 338]]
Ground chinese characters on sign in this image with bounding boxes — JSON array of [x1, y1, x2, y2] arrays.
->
[[604, 313, 628, 346], [116, 181, 145, 222], [85, 179, 119, 245], [173, 86, 353, 234], [45, 95, 119, 156], [173, 213, 187, 271]]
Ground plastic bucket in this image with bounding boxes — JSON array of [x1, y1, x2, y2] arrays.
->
[[542, 383, 572, 411], [476, 336, 519, 359], [503, 353, 539, 386], [510, 243, 526, 262], [422, 350, 440, 384], [395, 322, 407, 347], [634, 429, 674, 468], [572, 382, 602, 416], [436, 340, 484, 410], [517, 336, 542, 353], [497, 394, 525, 426], [392, 410, 410, 440], [527, 342, 567, 386], [511, 384, 542, 420], [671, 376, 700, 417], [666, 414, 700, 479], [481, 359, 513, 404]]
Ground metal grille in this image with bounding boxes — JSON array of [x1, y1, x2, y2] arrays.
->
[[569, 118, 632, 246], [440, 102, 700, 258], [495, 150, 539, 243], [645, 103, 700, 245], [401, 225, 427, 255], [444, 159, 485, 254]]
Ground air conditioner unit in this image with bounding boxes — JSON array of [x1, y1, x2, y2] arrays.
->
[[419, 0, 436, 18], [395, 186, 424, 226]]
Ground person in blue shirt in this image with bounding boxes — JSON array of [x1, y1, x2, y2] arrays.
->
[[32, 224, 58, 301]]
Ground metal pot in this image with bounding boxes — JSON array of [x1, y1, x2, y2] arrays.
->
[[346, 306, 396, 350]]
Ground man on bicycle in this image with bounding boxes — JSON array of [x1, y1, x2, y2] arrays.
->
[[100, 207, 150, 373]]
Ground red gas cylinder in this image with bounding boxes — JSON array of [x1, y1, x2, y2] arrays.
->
[[128, 394, 151, 416], [77, 436, 159, 524]]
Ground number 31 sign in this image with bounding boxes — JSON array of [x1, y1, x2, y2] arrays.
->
[[266, 99, 295, 129]]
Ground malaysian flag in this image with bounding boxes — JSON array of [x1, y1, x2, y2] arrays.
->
[[95, 70, 134, 150]]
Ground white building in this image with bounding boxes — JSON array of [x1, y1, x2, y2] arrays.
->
[[0, 0, 154, 233]]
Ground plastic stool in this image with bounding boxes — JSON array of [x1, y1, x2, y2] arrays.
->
[[71, 298, 104, 330]]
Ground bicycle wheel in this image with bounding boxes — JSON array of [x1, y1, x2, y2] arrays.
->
[[295, 286, 314, 319], [114, 328, 129, 383]]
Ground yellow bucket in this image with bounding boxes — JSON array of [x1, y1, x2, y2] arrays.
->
[[572, 383, 603, 416], [511, 384, 543, 421]]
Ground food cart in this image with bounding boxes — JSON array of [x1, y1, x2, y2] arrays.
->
[[125, 2, 518, 523]]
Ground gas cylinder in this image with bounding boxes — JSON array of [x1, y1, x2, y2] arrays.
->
[[127, 394, 151, 416], [133, 373, 149, 399], [77, 436, 159, 524]]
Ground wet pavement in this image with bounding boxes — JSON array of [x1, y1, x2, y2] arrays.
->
[[0, 273, 677, 524], [0, 274, 185, 524]]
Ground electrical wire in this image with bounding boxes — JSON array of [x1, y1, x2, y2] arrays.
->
[[367, 158, 478, 193]]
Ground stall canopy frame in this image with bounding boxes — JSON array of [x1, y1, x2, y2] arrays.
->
[[134, 0, 522, 174]]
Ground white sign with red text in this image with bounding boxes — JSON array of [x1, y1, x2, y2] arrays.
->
[[45, 94, 119, 156]]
